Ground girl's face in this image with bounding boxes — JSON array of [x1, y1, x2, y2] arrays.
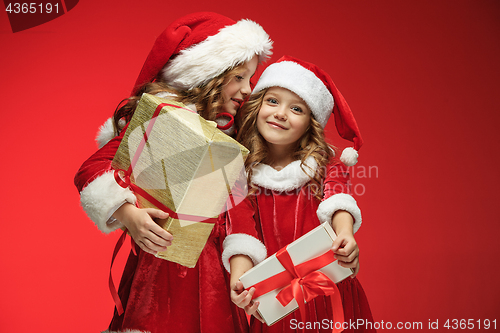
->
[[221, 55, 259, 116], [256, 87, 311, 149]]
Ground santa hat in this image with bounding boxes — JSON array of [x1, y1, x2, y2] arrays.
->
[[132, 12, 273, 94], [253, 55, 363, 166]]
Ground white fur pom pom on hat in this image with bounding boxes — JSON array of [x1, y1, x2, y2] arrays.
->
[[95, 117, 115, 149], [340, 147, 359, 166]]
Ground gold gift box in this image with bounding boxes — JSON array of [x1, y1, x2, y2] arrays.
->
[[112, 93, 249, 267]]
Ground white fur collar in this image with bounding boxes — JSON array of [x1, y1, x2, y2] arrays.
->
[[251, 157, 317, 192]]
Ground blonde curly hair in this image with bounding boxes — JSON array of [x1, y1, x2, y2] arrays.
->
[[237, 89, 337, 200], [112, 64, 247, 132]]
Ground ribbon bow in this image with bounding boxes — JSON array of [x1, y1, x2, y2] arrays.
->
[[275, 248, 344, 333], [248, 247, 344, 333]]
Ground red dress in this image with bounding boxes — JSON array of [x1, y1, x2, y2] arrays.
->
[[74, 120, 248, 333], [222, 158, 375, 333]]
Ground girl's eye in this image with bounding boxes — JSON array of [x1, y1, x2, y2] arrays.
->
[[266, 98, 278, 104], [235, 75, 244, 81], [291, 106, 303, 113]]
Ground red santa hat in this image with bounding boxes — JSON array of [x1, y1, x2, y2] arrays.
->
[[252, 55, 363, 166], [132, 12, 273, 95]]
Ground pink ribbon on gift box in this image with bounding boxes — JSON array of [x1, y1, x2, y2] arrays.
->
[[248, 247, 345, 333]]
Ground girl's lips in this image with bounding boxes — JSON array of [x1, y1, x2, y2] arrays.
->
[[267, 121, 287, 130], [231, 98, 242, 108]]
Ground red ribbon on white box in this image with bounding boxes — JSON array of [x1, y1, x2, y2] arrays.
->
[[248, 247, 344, 333]]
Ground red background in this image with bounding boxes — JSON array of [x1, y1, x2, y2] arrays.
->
[[1, 0, 499, 331]]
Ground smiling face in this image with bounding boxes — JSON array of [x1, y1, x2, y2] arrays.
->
[[221, 55, 259, 116], [256, 87, 311, 150]]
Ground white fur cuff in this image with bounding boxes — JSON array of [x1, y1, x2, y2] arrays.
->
[[317, 193, 362, 233], [222, 233, 267, 273], [80, 171, 137, 233]]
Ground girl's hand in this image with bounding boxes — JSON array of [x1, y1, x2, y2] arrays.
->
[[332, 230, 360, 277], [331, 210, 360, 277], [113, 203, 173, 255], [231, 281, 265, 323]]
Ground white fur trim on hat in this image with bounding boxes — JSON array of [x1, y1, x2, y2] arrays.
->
[[163, 19, 272, 90], [253, 61, 334, 128], [317, 193, 362, 233], [251, 157, 317, 192], [222, 233, 267, 272], [80, 171, 137, 233]]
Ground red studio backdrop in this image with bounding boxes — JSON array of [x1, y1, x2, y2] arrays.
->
[[1, 0, 499, 332]]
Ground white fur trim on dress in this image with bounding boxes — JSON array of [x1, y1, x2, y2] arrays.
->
[[80, 171, 137, 233], [162, 19, 273, 90], [251, 157, 317, 192], [317, 193, 362, 233], [253, 61, 334, 128], [96, 117, 117, 149], [222, 233, 267, 273]]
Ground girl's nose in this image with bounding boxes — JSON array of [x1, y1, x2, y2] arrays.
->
[[274, 107, 287, 120], [241, 79, 252, 96]]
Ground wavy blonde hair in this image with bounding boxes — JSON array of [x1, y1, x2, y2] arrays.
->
[[112, 64, 247, 132], [237, 89, 336, 200]]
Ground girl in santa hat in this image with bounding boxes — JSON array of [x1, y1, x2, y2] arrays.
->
[[74, 12, 272, 333], [223, 55, 375, 332]]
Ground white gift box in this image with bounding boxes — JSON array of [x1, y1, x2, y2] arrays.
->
[[239, 222, 353, 326]]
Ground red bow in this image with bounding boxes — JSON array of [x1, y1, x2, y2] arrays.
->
[[248, 247, 344, 333]]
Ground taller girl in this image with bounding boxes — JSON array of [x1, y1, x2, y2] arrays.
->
[[223, 56, 375, 332], [74, 12, 272, 333]]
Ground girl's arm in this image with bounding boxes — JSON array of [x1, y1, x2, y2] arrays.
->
[[112, 203, 173, 255], [75, 123, 173, 254], [331, 210, 360, 277], [222, 182, 266, 322], [317, 162, 362, 277], [229, 254, 264, 322]]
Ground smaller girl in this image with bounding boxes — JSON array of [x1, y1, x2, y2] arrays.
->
[[222, 56, 375, 332]]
